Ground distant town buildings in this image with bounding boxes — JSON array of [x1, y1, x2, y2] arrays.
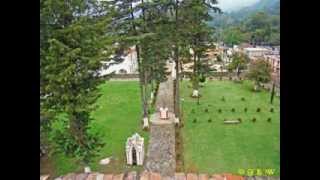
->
[[243, 47, 270, 58], [99, 42, 280, 85], [99, 46, 138, 76], [210, 42, 280, 80]]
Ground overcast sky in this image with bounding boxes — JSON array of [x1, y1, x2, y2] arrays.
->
[[217, 0, 260, 12]]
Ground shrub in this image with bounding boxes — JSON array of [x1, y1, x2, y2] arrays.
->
[[221, 96, 225, 101], [252, 118, 256, 122], [204, 108, 209, 113], [238, 118, 242, 122], [256, 108, 261, 112], [208, 119, 212, 123], [270, 108, 274, 112], [267, 118, 272, 122], [241, 97, 245, 101], [231, 108, 235, 112], [193, 118, 197, 123], [218, 109, 222, 113], [244, 107, 248, 112], [191, 109, 195, 113]]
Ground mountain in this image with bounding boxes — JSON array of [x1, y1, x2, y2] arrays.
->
[[229, 0, 280, 19], [209, 0, 280, 27]]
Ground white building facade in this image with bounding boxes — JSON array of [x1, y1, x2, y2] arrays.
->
[[99, 46, 138, 76], [244, 47, 271, 58]]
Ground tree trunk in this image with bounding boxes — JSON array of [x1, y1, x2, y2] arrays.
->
[[136, 45, 147, 120], [235, 65, 241, 81], [174, 57, 180, 119], [192, 50, 198, 92], [220, 60, 225, 80], [130, 1, 147, 121], [180, 60, 183, 82], [173, 0, 180, 120], [69, 113, 84, 143], [196, 54, 200, 105], [143, 69, 149, 117], [236, 66, 240, 79]]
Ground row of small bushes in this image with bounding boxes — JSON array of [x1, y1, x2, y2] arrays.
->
[[192, 107, 274, 113], [192, 117, 272, 123], [221, 96, 246, 101]]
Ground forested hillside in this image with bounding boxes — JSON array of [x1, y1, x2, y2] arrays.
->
[[209, 0, 280, 46]]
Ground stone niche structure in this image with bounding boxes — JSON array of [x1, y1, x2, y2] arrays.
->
[[126, 133, 144, 166]]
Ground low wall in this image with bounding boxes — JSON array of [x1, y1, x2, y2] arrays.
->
[[109, 74, 139, 79]]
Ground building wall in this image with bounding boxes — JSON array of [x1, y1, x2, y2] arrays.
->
[[99, 47, 138, 76]]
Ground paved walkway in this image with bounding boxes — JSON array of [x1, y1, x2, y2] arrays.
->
[[145, 74, 176, 178], [144, 124, 175, 177], [155, 76, 175, 113]]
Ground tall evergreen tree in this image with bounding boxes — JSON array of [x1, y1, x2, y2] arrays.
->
[[40, 0, 114, 165], [109, 0, 156, 124], [179, 0, 220, 98]]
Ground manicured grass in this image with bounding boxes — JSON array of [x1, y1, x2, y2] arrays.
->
[[46, 81, 148, 176], [181, 80, 280, 175]]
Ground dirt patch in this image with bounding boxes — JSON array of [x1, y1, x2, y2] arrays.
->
[[40, 155, 56, 180], [175, 112, 184, 172]]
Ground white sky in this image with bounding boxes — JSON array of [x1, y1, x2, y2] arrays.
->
[[217, 0, 260, 12]]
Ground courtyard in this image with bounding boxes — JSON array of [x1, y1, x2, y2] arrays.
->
[[41, 79, 279, 178]]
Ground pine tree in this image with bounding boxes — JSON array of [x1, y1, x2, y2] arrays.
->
[[40, 0, 114, 165], [109, 0, 156, 123], [179, 0, 220, 99]]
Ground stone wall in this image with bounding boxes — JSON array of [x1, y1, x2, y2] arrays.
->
[[109, 74, 140, 79], [44, 171, 280, 180]]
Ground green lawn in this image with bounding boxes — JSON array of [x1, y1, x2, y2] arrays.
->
[[46, 81, 148, 176], [180, 80, 280, 175]]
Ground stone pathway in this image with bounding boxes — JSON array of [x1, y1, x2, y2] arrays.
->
[[155, 76, 174, 113], [144, 124, 175, 177], [145, 75, 176, 178]]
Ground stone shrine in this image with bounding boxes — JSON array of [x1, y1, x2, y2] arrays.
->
[[159, 107, 169, 119], [126, 133, 144, 166]]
